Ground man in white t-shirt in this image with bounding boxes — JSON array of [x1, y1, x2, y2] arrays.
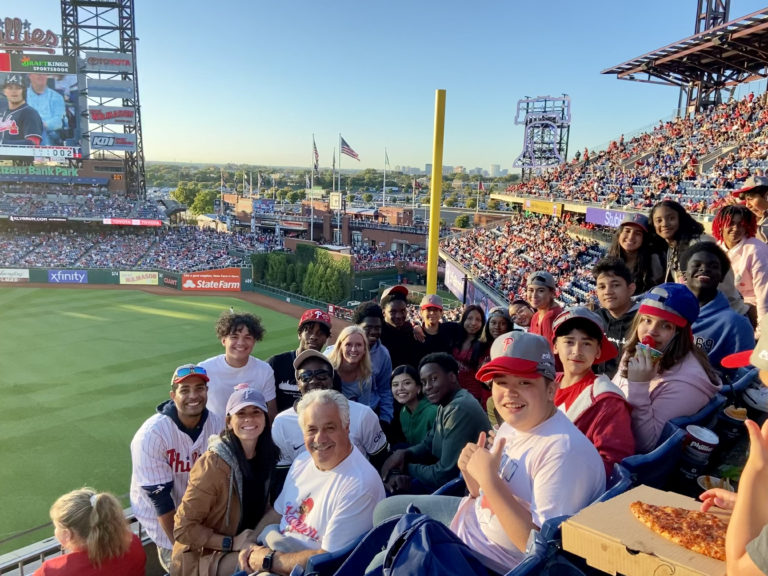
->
[[199, 311, 277, 421], [271, 349, 388, 497], [372, 332, 606, 574], [239, 389, 386, 575]]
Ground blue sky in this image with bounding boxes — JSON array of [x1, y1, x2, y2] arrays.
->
[[5, 1, 768, 170]]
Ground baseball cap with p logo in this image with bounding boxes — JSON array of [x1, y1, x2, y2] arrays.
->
[[475, 331, 556, 383]]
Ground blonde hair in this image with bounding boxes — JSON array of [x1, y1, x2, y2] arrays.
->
[[50, 488, 131, 567], [327, 325, 372, 381]]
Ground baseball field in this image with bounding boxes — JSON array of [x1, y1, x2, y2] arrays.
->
[[0, 285, 306, 555]]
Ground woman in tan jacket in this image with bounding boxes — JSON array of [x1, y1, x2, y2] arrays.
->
[[172, 387, 278, 576]]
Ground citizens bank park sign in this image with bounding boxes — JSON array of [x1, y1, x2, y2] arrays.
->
[[181, 268, 241, 291]]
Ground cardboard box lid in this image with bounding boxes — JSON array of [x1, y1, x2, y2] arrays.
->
[[562, 485, 728, 576]]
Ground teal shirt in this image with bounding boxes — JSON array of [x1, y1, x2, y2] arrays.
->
[[400, 397, 438, 446]]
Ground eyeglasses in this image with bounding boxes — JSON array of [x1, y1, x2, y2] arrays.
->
[[297, 369, 332, 383], [173, 365, 207, 380]]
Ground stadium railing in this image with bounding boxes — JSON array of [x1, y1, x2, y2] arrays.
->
[[0, 509, 165, 576]]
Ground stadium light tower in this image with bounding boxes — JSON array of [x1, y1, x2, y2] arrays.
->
[[512, 95, 571, 182], [61, 0, 146, 198]]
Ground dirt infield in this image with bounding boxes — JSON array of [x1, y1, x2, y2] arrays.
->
[[2, 282, 319, 322]]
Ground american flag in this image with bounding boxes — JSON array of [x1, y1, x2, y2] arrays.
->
[[313, 137, 319, 174], [340, 136, 360, 161]]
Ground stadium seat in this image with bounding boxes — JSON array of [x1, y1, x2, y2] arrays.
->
[[288, 531, 368, 576], [597, 463, 632, 503], [332, 516, 402, 576], [669, 393, 727, 429], [620, 425, 687, 490], [432, 474, 466, 497], [727, 367, 760, 395]]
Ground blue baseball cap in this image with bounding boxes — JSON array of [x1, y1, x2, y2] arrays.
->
[[638, 283, 699, 327]]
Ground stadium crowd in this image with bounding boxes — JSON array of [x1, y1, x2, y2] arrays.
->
[[505, 93, 768, 214], [0, 227, 278, 272], [0, 191, 166, 220]]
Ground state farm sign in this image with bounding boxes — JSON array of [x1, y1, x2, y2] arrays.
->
[[181, 268, 241, 292]]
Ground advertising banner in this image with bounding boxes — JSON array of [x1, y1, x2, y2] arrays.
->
[[90, 132, 136, 151], [48, 270, 88, 284], [0, 165, 80, 177], [86, 78, 134, 98], [523, 199, 563, 217], [102, 217, 162, 227], [182, 268, 241, 291], [443, 259, 466, 302], [88, 106, 136, 125], [0, 54, 77, 74], [10, 216, 68, 223], [119, 271, 158, 285], [585, 207, 627, 228], [83, 51, 133, 73], [0, 268, 29, 283], [160, 273, 180, 289]]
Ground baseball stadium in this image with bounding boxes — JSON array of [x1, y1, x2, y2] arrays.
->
[[3, 1, 768, 575]]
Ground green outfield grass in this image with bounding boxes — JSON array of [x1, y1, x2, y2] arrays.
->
[[0, 287, 300, 555]]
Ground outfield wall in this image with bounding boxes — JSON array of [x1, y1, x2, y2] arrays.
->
[[0, 267, 252, 292]]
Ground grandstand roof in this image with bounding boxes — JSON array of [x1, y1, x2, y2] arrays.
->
[[602, 7, 768, 88]]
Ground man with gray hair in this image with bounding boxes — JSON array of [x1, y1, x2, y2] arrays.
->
[[239, 389, 385, 575]]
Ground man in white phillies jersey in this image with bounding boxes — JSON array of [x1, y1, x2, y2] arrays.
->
[[129, 364, 224, 571], [271, 350, 388, 498]]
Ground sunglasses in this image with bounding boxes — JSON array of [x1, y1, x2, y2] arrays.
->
[[174, 365, 207, 380], [297, 369, 332, 383]]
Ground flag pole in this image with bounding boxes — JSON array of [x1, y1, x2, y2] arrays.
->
[[338, 133, 342, 198], [382, 147, 387, 208]]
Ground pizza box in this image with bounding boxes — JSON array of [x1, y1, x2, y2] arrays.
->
[[561, 485, 729, 576]]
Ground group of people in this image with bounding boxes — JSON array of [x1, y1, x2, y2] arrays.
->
[[503, 92, 768, 215], [0, 192, 166, 220], [0, 227, 275, 272]]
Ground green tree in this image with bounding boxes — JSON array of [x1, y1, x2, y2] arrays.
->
[[487, 199, 499, 210], [362, 193, 374, 204], [466, 197, 477, 209], [444, 195, 457, 207], [171, 181, 200, 206], [189, 189, 218, 215], [454, 214, 471, 228], [286, 190, 301, 204]]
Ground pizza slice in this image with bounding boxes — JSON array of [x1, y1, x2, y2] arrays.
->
[[630, 501, 727, 561]]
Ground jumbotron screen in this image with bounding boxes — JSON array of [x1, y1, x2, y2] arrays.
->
[[0, 57, 83, 164]]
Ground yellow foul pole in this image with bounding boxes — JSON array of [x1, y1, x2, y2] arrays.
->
[[426, 89, 446, 295]]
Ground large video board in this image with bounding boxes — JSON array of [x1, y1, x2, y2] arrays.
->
[[0, 57, 82, 163]]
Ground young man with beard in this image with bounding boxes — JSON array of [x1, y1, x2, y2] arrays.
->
[[129, 364, 224, 572], [682, 241, 755, 376], [267, 309, 332, 412], [200, 312, 277, 422], [379, 285, 424, 369], [592, 258, 639, 378]]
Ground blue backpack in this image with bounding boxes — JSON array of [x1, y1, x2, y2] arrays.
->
[[336, 506, 490, 576]]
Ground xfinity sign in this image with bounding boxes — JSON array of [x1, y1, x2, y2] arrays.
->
[[48, 270, 88, 284]]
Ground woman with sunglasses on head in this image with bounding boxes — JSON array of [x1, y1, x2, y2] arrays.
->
[[34, 489, 145, 576], [172, 386, 279, 576]]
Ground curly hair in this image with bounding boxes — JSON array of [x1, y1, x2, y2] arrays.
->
[[711, 204, 757, 244], [215, 312, 266, 341]]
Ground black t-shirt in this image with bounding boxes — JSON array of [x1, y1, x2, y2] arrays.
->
[[422, 321, 464, 357], [381, 322, 424, 370], [267, 350, 300, 412], [240, 454, 270, 530]]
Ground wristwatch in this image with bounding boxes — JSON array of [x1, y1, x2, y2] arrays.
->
[[262, 548, 276, 571], [221, 536, 233, 552]]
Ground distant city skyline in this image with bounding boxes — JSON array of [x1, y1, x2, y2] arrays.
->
[[4, 0, 768, 170]]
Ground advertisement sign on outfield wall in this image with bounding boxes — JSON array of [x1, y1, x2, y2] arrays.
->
[[0, 268, 29, 283], [585, 207, 627, 228], [119, 271, 158, 285], [103, 218, 162, 227], [86, 78, 135, 98], [48, 270, 88, 284], [181, 268, 241, 291]]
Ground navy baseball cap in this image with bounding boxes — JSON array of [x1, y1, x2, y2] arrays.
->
[[552, 307, 618, 363], [3, 74, 24, 87], [621, 213, 649, 233], [226, 386, 268, 416], [476, 331, 556, 382], [638, 283, 699, 327]]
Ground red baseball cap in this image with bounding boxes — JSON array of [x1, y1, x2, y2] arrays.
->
[[299, 309, 332, 330], [476, 332, 556, 383]]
